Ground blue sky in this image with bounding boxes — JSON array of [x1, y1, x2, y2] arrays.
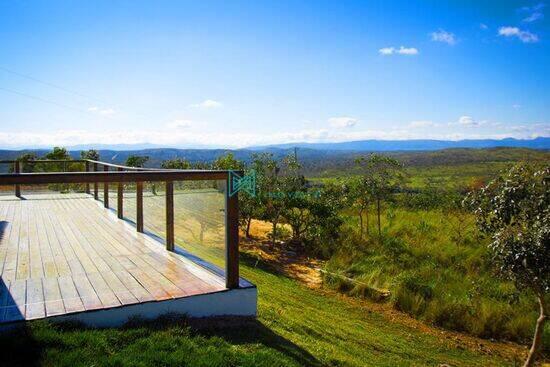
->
[[0, 0, 548, 148]]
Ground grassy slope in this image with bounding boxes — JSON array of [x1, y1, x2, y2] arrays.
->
[[0, 259, 516, 367]]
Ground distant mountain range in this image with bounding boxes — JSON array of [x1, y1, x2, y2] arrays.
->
[[247, 137, 550, 151], [0, 138, 548, 172], [3, 137, 547, 152]]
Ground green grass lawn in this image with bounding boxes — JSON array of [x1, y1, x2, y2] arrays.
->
[[0, 256, 519, 367]]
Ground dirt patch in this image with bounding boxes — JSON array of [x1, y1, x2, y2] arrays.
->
[[241, 220, 540, 364], [241, 220, 323, 288]]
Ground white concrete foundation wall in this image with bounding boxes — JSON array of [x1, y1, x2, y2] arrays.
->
[[48, 287, 257, 328]]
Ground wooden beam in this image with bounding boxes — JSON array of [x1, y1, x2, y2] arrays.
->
[[93, 163, 99, 200], [85, 161, 90, 194], [103, 165, 109, 208], [117, 167, 123, 219], [136, 181, 144, 233], [14, 161, 21, 198], [165, 181, 174, 251], [0, 170, 235, 185], [225, 191, 239, 289]]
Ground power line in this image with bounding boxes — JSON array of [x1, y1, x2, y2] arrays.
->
[[0, 65, 106, 104], [0, 86, 88, 114], [0, 65, 157, 121]]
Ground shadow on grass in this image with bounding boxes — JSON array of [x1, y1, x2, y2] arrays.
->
[[0, 314, 323, 367], [0, 324, 43, 367], [185, 316, 324, 367], [121, 314, 323, 367], [240, 250, 284, 275]]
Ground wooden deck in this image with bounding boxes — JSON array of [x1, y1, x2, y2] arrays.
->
[[0, 193, 236, 324]]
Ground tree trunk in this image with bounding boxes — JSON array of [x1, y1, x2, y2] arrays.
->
[[376, 198, 381, 239], [523, 294, 547, 367], [245, 217, 252, 238], [271, 220, 277, 247], [358, 208, 364, 239], [366, 208, 369, 236]]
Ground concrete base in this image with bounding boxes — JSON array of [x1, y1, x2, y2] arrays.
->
[[44, 286, 257, 328]]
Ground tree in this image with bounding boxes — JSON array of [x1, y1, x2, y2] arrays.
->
[[14, 152, 38, 173], [465, 163, 549, 367], [125, 155, 149, 168], [301, 182, 345, 257], [161, 158, 191, 169], [345, 176, 372, 239], [355, 154, 404, 239], [42, 146, 72, 172], [44, 146, 70, 160], [251, 153, 285, 246], [80, 149, 100, 161], [279, 155, 309, 244], [209, 152, 258, 239], [211, 152, 244, 171]]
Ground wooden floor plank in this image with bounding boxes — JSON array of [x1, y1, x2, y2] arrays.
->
[[112, 270, 155, 303], [0, 203, 16, 276], [5, 279, 26, 322], [126, 267, 172, 301], [57, 276, 85, 314], [100, 271, 139, 305], [38, 204, 72, 277], [42, 277, 65, 316], [28, 201, 45, 279], [0, 278, 11, 322], [16, 202, 30, 280], [25, 278, 45, 319], [86, 272, 121, 308], [72, 275, 103, 311]]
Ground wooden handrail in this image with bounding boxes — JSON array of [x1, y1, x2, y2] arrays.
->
[[0, 170, 234, 184], [0, 159, 87, 164]]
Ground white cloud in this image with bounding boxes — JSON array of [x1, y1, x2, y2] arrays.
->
[[87, 106, 115, 116], [409, 120, 437, 128], [456, 116, 488, 127], [512, 104, 521, 109], [190, 99, 222, 109], [328, 117, 358, 128], [498, 26, 539, 43], [1, 123, 548, 149], [480, 23, 489, 30], [458, 116, 475, 125], [397, 46, 419, 55], [378, 46, 419, 55], [523, 12, 544, 22], [379, 47, 395, 55], [167, 119, 193, 129], [431, 29, 456, 45], [521, 3, 544, 22]]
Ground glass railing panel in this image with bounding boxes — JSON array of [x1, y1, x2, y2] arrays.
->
[[172, 179, 226, 268]]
